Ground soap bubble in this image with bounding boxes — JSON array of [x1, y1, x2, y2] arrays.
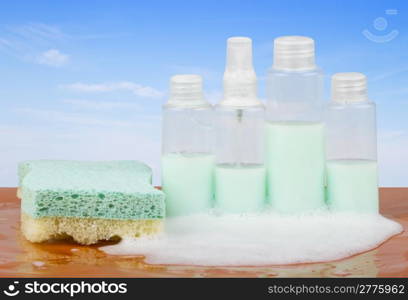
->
[[100, 212, 402, 266]]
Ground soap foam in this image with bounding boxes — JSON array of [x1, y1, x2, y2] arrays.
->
[[32, 261, 45, 267], [100, 212, 402, 266]]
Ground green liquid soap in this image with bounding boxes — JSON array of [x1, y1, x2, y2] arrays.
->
[[266, 121, 325, 213], [215, 164, 265, 213], [326, 159, 379, 213], [162, 153, 215, 217]]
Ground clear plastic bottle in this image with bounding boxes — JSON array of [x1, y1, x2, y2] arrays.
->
[[161, 74, 214, 217], [215, 37, 265, 213], [325, 72, 378, 213], [266, 36, 325, 213]]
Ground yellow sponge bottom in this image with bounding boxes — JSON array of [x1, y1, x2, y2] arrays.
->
[[21, 213, 163, 245]]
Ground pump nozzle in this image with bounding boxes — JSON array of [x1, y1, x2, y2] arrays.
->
[[220, 37, 261, 107], [331, 72, 368, 103], [225, 37, 254, 72], [166, 74, 209, 108]]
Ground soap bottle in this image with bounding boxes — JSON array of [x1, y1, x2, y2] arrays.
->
[[265, 36, 325, 213], [161, 74, 214, 217], [325, 72, 378, 213], [215, 37, 265, 213]]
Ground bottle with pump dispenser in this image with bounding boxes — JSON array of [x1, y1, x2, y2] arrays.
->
[[266, 36, 325, 213], [215, 37, 265, 213], [161, 74, 214, 217], [325, 72, 378, 213]]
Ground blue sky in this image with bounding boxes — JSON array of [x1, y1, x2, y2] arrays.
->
[[0, 0, 407, 186]]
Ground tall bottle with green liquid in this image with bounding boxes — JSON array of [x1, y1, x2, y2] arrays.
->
[[325, 73, 378, 213], [215, 37, 265, 213], [266, 36, 325, 213], [162, 75, 214, 217]]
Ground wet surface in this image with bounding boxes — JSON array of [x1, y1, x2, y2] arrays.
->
[[0, 188, 407, 277]]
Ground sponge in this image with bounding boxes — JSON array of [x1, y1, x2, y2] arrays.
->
[[21, 213, 162, 245], [19, 160, 165, 244]]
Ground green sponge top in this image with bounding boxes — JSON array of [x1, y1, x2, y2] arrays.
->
[[19, 160, 165, 220]]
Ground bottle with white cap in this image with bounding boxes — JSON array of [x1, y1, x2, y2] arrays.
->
[[215, 37, 265, 213], [325, 72, 378, 213], [162, 74, 214, 217], [266, 36, 325, 213]]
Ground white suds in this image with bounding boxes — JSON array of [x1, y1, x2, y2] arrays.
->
[[32, 261, 45, 267], [100, 212, 403, 266]]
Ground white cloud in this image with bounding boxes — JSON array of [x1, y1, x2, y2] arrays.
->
[[63, 81, 164, 98], [15, 107, 134, 127], [9, 23, 66, 43], [62, 99, 141, 110], [0, 23, 69, 64], [37, 49, 69, 67], [0, 22, 132, 66]]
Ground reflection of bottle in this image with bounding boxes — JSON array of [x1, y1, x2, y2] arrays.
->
[[325, 73, 378, 213], [161, 75, 214, 217], [266, 36, 325, 213], [215, 37, 265, 213]]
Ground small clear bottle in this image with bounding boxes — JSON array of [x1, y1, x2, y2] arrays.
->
[[215, 37, 265, 213], [325, 72, 378, 213], [266, 36, 326, 213], [161, 74, 214, 217]]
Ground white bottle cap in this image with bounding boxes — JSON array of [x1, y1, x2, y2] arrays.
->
[[166, 74, 209, 108], [273, 36, 316, 71], [220, 37, 262, 107], [331, 72, 368, 103]]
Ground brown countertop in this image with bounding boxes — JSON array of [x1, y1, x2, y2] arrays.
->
[[0, 187, 407, 277]]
